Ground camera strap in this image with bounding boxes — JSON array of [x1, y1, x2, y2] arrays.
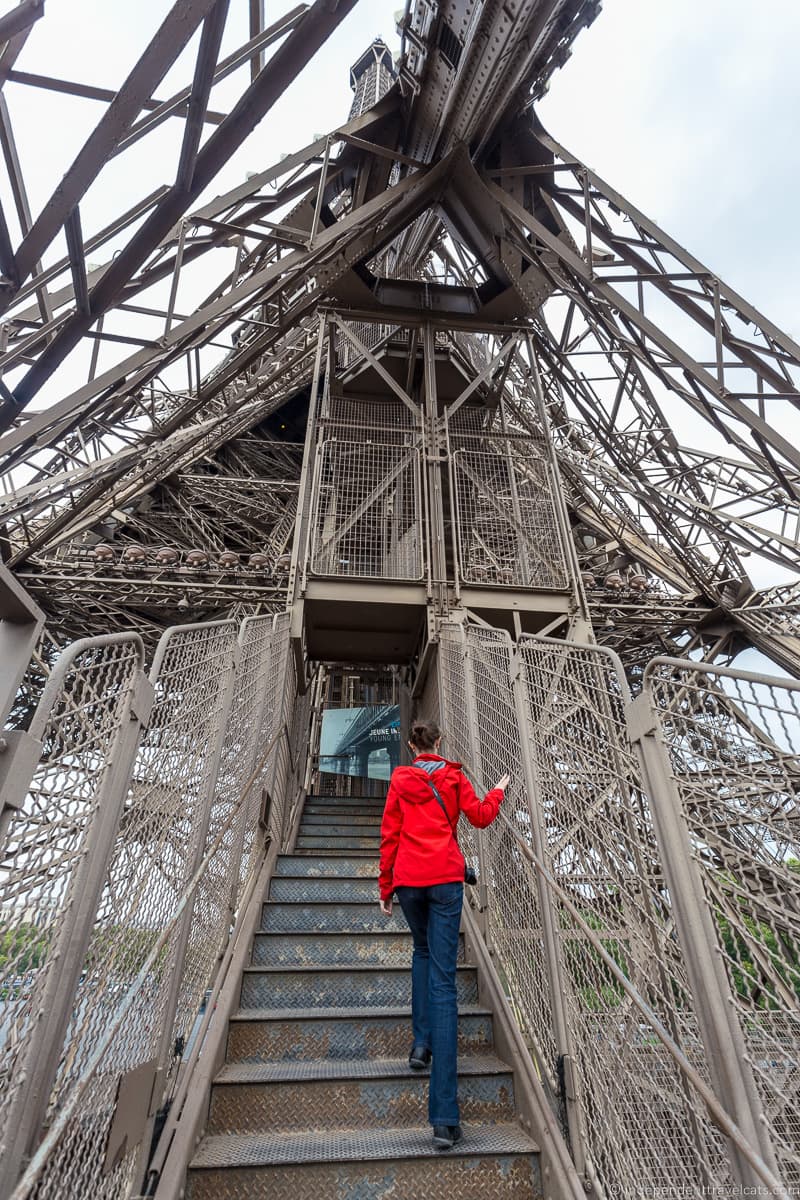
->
[[417, 771, 458, 841]]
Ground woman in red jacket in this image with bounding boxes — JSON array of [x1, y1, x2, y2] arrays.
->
[[378, 718, 509, 1150]]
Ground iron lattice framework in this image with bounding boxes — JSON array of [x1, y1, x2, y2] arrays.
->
[[0, 0, 797, 678]]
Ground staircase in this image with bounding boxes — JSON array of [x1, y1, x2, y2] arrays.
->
[[186, 792, 542, 1198]]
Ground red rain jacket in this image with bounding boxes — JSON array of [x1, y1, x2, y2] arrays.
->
[[378, 754, 503, 900]]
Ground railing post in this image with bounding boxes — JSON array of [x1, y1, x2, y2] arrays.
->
[[0, 561, 44, 731], [0, 565, 45, 851], [460, 631, 490, 926], [627, 690, 781, 1190], [0, 643, 153, 1198], [510, 644, 589, 1181]]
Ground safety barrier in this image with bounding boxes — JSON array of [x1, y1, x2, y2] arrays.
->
[[437, 621, 796, 1198], [0, 612, 310, 1200]]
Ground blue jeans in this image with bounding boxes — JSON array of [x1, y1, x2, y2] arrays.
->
[[395, 881, 464, 1126]]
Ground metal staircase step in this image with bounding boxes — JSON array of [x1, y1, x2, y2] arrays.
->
[[251, 930, 465, 967], [274, 854, 378, 877], [226, 1006, 495, 1064], [295, 834, 380, 850], [207, 1056, 515, 1134], [268, 874, 378, 902], [303, 805, 384, 819], [261, 900, 407, 933], [305, 794, 386, 807], [293, 847, 378, 856], [301, 811, 382, 826], [298, 822, 381, 838], [187, 1125, 541, 1199], [239, 965, 479, 1011]]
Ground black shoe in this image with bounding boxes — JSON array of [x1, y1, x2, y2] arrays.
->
[[432, 1124, 463, 1150], [408, 1044, 432, 1070]]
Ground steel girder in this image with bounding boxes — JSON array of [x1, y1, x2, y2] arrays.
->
[[0, 0, 796, 676]]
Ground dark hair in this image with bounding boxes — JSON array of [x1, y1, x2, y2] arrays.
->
[[409, 719, 442, 752]]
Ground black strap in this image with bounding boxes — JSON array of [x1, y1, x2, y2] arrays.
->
[[417, 772, 458, 840]]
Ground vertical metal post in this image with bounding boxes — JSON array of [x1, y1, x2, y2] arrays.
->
[[509, 644, 588, 1180], [135, 640, 240, 1192], [0, 646, 153, 1197], [303, 665, 326, 794], [422, 323, 447, 613], [0, 561, 44, 730], [628, 691, 781, 1190], [288, 311, 327, 636], [442, 409, 462, 600], [459, 629, 490, 927]]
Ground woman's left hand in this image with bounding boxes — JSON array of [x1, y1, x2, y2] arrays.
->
[[379, 898, 393, 916]]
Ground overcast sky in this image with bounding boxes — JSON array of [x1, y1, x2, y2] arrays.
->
[[4, 0, 798, 345]]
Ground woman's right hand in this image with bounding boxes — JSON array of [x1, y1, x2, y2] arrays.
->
[[493, 773, 510, 791]]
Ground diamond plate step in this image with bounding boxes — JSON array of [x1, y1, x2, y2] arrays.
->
[[301, 812, 382, 826], [274, 854, 378, 877], [298, 822, 381, 838], [187, 1125, 541, 1200], [251, 931, 465, 967], [268, 874, 378, 902], [239, 965, 478, 1011], [261, 901, 407, 933], [226, 1006, 495, 1064], [207, 1056, 515, 1134], [305, 794, 386, 806], [303, 805, 384, 819], [295, 834, 380, 851], [294, 847, 377, 856]]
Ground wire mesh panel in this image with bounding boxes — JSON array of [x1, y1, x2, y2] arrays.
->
[[646, 657, 800, 1186], [310, 439, 424, 580], [308, 397, 424, 581], [246, 611, 309, 845], [14, 621, 234, 1198], [464, 626, 564, 1095], [449, 437, 568, 589], [0, 635, 144, 1178], [6, 610, 304, 1200], [437, 621, 750, 1196], [169, 616, 274, 1069], [518, 636, 733, 1194]]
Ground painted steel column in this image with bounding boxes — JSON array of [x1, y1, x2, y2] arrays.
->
[[421, 323, 447, 613], [509, 643, 589, 1181], [0, 560, 44, 730], [0, 641, 153, 1197], [628, 691, 782, 1190]]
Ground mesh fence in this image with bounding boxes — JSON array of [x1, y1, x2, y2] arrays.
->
[[436, 623, 781, 1195], [519, 636, 732, 1194], [2, 611, 307, 1200], [447, 420, 569, 590], [646, 657, 800, 1186], [0, 635, 145, 1180], [310, 439, 424, 580]]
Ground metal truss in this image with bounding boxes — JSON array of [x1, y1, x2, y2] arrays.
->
[[0, 0, 795, 682]]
